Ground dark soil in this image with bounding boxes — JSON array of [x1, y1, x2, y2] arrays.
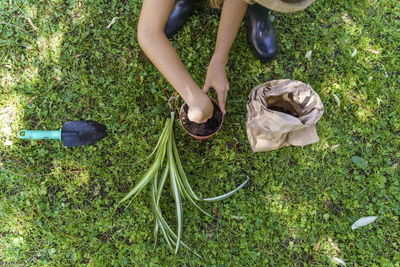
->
[[266, 93, 302, 117], [180, 100, 223, 137], [268, 105, 298, 116]]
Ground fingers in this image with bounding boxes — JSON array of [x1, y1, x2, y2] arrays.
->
[[217, 85, 228, 114], [202, 82, 211, 93], [203, 80, 228, 114]]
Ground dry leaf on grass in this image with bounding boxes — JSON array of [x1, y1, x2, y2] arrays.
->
[[313, 240, 321, 251], [106, 17, 117, 29], [305, 50, 312, 60], [331, 144, 340, 151], [390, 163, 399, 174], [22, 16, 38, 32], [333, 94, 341, 106], [4, 139, 13, 146], [367, 49, 379, 54], [326, 235, 340, 252], [333, 257, 346, 266], [351, 216, 378, 230]]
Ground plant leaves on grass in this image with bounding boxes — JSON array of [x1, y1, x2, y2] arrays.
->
[[332, 256, 346, 266], [116, 111, 249, 256], [351, 156, 369, 169], [351, 216, 378, 230], [333, 94, 341, 106]]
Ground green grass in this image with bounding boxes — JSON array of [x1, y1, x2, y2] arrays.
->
[[1, 0, 399, 265]]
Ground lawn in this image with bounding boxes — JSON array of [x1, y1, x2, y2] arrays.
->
[[1, 0, 399, 265]]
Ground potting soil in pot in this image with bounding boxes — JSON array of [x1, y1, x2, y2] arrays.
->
[[180, 100, 223, 137]]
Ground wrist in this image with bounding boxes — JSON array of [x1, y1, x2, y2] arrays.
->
[[185, 89, 206, 105], [211, 52, 228, 66]]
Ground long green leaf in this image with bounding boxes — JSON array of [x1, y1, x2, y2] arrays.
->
[[151, 113, 180, 253], [169, 133, 215, 217], [203, 177, 250, 202], [168, 133, 183, 254], [170, 157, 184, 197], [156, 165, 169, 204], [117, 120, 171, 207], [153, 116, 199, 255], [179, 186, 213, 218], [172, 133, 248, 204], [154, 165, 172, 250], [152, 182, 201, 257], [171, 134, 202, 201], [153, 207, 199, 257], [152, 171, 159, 250], [159, 219, 174, 251], [146, 117, 171, 160], [173, 163, 213, 218], [151, 177, 173, 251], [117, 160, 159, 206], [153, 221, 159, 251], [151, 175, 179, 251]]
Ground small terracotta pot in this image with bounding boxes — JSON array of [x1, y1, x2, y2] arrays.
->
[[179, 97, 224, 140]]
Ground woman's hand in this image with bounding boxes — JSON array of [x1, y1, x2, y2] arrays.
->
[[186, 90, 213, 123], [202, 58, 229, 114]]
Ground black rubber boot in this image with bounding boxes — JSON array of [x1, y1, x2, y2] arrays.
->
[[246, 3, 278, 62], [164, 0, 198, 39]]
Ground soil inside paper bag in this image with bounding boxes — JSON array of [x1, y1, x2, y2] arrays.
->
[[266, 93, 303, 117]]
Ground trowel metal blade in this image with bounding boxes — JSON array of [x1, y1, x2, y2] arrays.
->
[[61, 121, 107, 147]]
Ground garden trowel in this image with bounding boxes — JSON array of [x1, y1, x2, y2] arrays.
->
[[18, 121, 107, 147]]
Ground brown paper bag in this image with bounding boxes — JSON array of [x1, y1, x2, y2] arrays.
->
[[246, 79, 324, 152]]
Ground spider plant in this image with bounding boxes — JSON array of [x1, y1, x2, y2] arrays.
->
[[116, 107, 248, 256]]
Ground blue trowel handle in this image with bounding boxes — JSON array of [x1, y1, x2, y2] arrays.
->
[[18, 129, 62, 140]]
